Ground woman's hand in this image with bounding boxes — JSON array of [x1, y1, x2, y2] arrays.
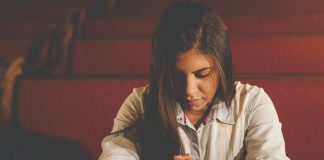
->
[[173, 154, 193, 160]]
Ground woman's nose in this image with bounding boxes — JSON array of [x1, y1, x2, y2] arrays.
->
[[185, 77, 198, 98]]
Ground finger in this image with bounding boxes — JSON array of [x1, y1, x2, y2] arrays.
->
[[173, 154, 193, 160], [182, 154, 193, 160], [173, 155, 183, 160]]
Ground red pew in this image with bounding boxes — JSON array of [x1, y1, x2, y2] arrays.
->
[[0, 20, 55, 38], [116, 0, 324, 16], [71, 36, 324, 75], [14, 77, 324, 159], [71, 39, 151, 76], [15, 78, 148, 159], [0, 0, 98, 20], [0, 39, 33, 56], [83, 15, 324, 38]]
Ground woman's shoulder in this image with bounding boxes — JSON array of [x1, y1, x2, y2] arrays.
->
[[235, 81, 265, 97], [123, 85, 149, 109], [112, 85, 149, 132], [124, 85, 149, 104], [233, 81, 279, 126], [131, 85, 149, 97], [233, 81, 274, 112]]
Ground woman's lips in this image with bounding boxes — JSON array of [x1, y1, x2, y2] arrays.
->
[[186, 99, 202, 107]]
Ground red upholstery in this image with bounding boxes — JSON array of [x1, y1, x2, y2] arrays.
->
[[0, 20, 54, 38], [0, 0, 98, 20], [15, 78, 148, 159], [83, 18, 157, 38], [15, 77, 324, 159], [72, 36, 324, 75], [116, 0, 324, 16], [0, 9, 67, 20], [225, 14, 324, 36], [0, 39, 33, 56], [72, 39, 151, 75], [231, 36, 324, 74], [83, 15, 324, 38], [0, 0, 97, 9]]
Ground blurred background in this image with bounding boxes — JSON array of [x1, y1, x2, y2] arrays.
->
[[0, 0, 324, 159]]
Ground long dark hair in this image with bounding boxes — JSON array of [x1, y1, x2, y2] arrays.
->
[[139, 1, 236, 159]]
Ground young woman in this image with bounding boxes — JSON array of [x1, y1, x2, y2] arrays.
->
[[99, 1, 290, 160]]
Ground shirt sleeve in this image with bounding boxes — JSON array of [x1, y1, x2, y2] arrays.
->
[[98, 86, 147, 160], [111, 86, 146, 132], [98, 129, 141, 160], [245, 88, 290, 160]]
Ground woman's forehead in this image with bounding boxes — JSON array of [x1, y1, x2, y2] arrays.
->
[[175, 47, 213, 72]]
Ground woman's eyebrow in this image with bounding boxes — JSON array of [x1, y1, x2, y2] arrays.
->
[[193, 67, 212, 73]]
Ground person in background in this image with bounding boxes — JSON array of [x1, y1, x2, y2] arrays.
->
[[99, 1, 290, 160]]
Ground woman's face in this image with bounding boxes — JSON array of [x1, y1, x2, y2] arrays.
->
[[173, 47, 218, 114]]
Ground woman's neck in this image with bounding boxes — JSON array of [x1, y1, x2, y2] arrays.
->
[[184, 106, 211, 129]]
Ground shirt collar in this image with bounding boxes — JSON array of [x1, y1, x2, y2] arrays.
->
[[176, 101, 235, 126], [176, 103, 187, 126]]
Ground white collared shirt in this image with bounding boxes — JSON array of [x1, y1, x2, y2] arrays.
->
[[99, 82, 290, 160]]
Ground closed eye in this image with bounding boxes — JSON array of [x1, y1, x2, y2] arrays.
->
[[195, 71, 210, 78], [194, 68, 212, 78], [173, 67, 213, 80]]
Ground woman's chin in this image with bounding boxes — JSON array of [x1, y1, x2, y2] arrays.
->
[[187, 104, 207, 113]]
